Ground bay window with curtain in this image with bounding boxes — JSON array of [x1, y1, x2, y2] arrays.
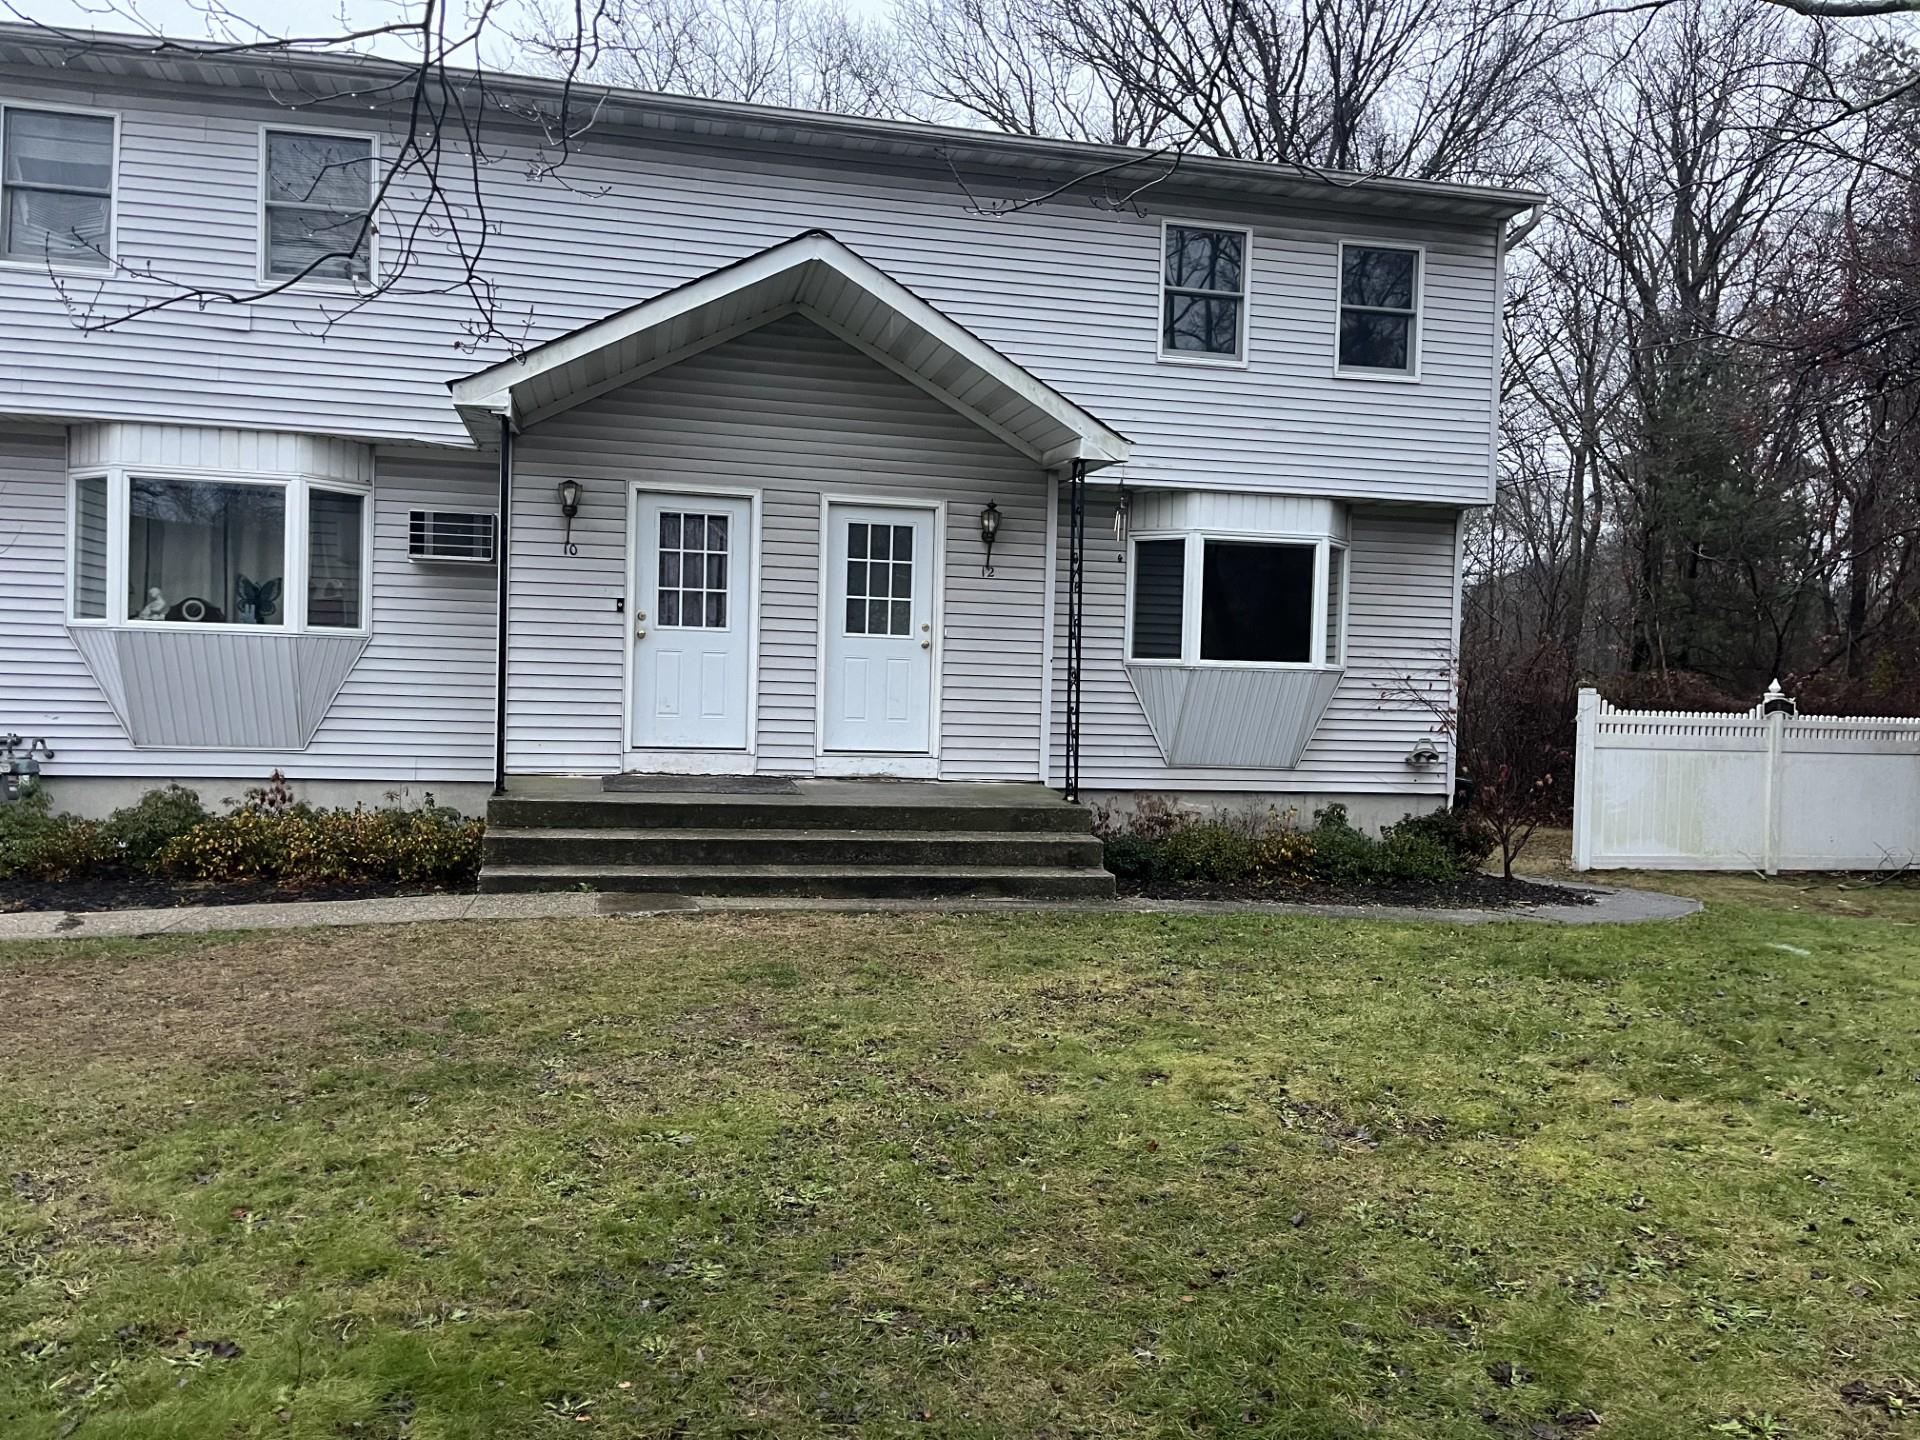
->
[[68, 469, 368, 631], [1, 105, 114, 267]]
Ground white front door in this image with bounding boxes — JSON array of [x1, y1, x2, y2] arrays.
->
[[630, 492, 753, 751], [822, 502, 937, 755]]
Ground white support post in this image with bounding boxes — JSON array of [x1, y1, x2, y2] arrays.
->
[[1760, 679, 1789, 876], [1571, 687, 1600, 872]]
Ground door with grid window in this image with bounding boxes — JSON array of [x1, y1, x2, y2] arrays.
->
[[629, 493, 753, 751], [822, 502, 937, 755]]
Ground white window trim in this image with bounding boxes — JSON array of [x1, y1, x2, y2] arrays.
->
[[257, 122, 381, 290], [0, 99, 121, 275], [1124, 528, 1346, 671], [66, 464, 374, 636], [1333, 238, 1424, 382], [1157, 218, 1254, 369]]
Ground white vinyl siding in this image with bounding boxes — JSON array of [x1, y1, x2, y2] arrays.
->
[[0, 425, 496, 781], [506, 314, 1049, 779], [0, 73, 1500, 506]]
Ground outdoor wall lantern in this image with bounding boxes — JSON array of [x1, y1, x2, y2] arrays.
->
[[556, 479, 582, 556], [979, 501, 1001, 577]]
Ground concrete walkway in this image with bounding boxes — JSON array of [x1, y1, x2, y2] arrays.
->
[[0, 880, 1698, 942]]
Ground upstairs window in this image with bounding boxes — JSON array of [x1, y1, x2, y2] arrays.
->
[[263, 128, 375, 282], [1337, 242, 1421, 376], [1, 107, 114, 268], [1161, 223, 1248, 362], [1128, 533, 1347, 668]]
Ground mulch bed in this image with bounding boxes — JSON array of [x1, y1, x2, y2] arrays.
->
[[1120, 871, 1597, 909], [2, 868, 476, 914]]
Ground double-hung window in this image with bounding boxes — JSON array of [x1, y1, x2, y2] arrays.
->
[[262, 128, 375, 283], [1161, 223, 1249, 362], [70, 469, 369, 632], [1336, 242, 1422, 376], [1, 106, 114, 268], [1128, 533, 1347, 667]]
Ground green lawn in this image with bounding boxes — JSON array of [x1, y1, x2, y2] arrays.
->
[[2, 886, 1917, 1438]]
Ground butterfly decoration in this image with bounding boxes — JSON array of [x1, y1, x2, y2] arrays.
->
[[234, 574, 283, 625]]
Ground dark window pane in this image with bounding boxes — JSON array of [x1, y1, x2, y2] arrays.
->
[[1341, 246, 1416, 309], [1130, 539, 1185, 659], [683, 515, 705, 550], [264, 206, 369, 280], [707, 515, 727, 549], [705, 592, 725, 627], [660, 513, 681, 548], [307, 488, 363, 629], [891, 600, 910, 634], [893, 526, 912, 561], [1338, 311, 1411, 372], [868, 599, 889, 634], [1200, 542, 1314, 662], [848, 523, 867, 559], [870, 526, 891, 561], [846, 597, 865, 634], [706, 554, 725, 589], [659, 589, 680, 625], [128, 478, 286, 625], [1165, 226, 1243, 293], [1164, 294, 1241, 355], [846, 559, 866, 598], [661, 552, 681, 587], [891, 562, 912, 599]]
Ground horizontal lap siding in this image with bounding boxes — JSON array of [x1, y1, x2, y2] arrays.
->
[[0, 427, 497, 780], [0, 71, 1496, 506], [506, 314, 1047, 778], [1055, 495, 1456, 794]]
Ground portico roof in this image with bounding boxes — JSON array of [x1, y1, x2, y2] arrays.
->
[[448, 230, 1132, 471]]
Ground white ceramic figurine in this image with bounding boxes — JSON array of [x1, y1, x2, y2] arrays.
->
[[138, 587, 167, 620]]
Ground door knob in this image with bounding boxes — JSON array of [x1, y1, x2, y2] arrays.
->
[[919, 623, 931, 650], [634, 611, 648, 638]]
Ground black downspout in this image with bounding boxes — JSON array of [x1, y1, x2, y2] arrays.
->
[[1065, 458, 1087, 803], [492, 414, 513, 797]]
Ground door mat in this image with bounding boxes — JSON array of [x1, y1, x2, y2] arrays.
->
[[602, 774, 800, 794]]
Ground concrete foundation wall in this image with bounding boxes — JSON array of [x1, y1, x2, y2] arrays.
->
[[35, 776, 493, 820]]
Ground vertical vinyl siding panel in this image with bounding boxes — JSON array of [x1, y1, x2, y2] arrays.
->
[[0, 428, 497, 780], [1053, 494, 1455, 794], [0, 72, 1498, 505], [506, 313, 1046, 778]]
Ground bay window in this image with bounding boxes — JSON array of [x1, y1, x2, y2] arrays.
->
[[1127, 532, 1347, 668], [68, 469, 369, 631]]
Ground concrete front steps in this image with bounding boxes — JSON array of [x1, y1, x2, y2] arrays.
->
[[478, 779, 1116, 901]]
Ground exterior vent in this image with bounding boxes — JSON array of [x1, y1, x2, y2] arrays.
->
[[409, 510, 495, 563]]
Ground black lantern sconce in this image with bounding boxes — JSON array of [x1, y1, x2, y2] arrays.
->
[[556, 479, 582, 556], [979, 501, 1001, 577]]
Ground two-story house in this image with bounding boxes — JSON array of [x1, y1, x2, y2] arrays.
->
[[0, 25, 1538, 892]]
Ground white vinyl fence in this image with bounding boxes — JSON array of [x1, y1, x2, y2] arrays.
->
[[1571, 684, 1920, 873]]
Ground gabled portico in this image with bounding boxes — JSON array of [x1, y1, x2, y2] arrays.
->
[[448, 232, 1129, 793]]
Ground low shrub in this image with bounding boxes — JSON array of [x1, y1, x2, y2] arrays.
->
[[0, 790, 115, 881], [105, 784, 211, 869], [156, 801, 483, 887], [1160, 822, 1260, 886], [1385, 806, 1497, 871], [1096, 798, 1481, 893]]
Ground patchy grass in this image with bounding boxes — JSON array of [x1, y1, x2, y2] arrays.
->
[[1, 902, 1917, 1439]]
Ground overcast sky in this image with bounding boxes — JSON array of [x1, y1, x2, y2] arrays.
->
[[7, 1, 545, 66]]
